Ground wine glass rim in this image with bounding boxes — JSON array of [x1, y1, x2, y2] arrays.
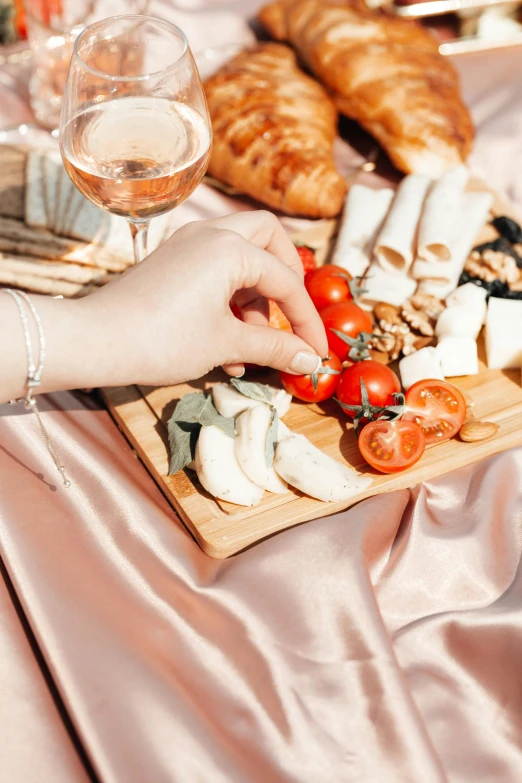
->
[[72, 14, 189, 83]]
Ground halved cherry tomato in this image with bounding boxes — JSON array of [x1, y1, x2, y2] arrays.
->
[[337, 361, 401, 418], [280, 353, 342, 403], [320, 301, 373, 361], [358, 419, 425, 474], [404, 379, 466, 444], [305, 265, 353, 311]]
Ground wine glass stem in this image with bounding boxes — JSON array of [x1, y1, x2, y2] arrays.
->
[[129, 221, 150, 264]]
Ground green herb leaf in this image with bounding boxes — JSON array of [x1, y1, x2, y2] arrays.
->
[[348, 276, 368, 300], [265, 409, 279, 467], [230, 377, 274, 404], [167, 392, 208, 476], [167, 392, 235, 476]]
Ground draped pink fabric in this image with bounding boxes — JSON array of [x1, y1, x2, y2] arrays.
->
[[1, 3, 522, 781]]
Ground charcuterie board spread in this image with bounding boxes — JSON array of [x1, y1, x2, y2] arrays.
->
[[102, 181, 522, 558]]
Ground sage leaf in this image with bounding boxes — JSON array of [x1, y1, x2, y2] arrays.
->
[[167, 391, 208, 475], [167, 392, 235, 476], [230, 377, 274, 404], [265, 408, 278, 467]]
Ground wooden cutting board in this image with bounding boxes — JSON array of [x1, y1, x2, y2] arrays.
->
[[102, 182, 522, 559]]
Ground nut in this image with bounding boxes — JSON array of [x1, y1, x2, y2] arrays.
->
[[368, 348, 390, 365], [409, 292, 445, 320], [459, 421, 499, 442], [373, 302, 402, 325], [401, 302, 434, 336], [465, 249, 520, 284]]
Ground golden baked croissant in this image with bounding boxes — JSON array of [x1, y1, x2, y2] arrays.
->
[[204, 42, 347, 218], [258, 0, 474, 178]]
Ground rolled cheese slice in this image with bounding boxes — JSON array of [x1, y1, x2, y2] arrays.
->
[[235, 407, 289, 494], [435, 303, 484, 340], [412, 257, 450, 281], [416, 191, 494, 299], [195, 425, 264, 507], [417, 165, 470, 263], [485, 297, 522, 369], [332, 185, 394, 278], [446, 282, 488, 324], [374, 175, 431, 274], [359, 262, 417, 309], [274, 434, 372, 502], [399, 347, 445, 391], [436, 336, 479, 376]]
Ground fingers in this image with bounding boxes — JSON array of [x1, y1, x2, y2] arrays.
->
[[227, 321, 322, 376], [231, 239, 328, 358], [203, 211, 304, 280]]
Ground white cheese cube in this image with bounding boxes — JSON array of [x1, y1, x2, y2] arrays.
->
[[436, 336, 479, 376], [399, 347, 445, 391], [446, 283, 487, 324], [435, 304, 483, 340], [486, 297, 522, 369]]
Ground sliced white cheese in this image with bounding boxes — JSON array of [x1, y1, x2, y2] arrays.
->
[[359, 262, 417, 308], [274, 434, 372, 502], [416, 192, 493, 300], [417, 165, 470, 263], [374, 174, 431, 274], [399, 347, 445, 391], [212, 383, 291, 419], [195, 425, 264, 507], [485, 297, 522, 369], [446, 282, 487, 324], [435, 303, 483, 340], [235, 407, 289, 494], [332, 185, 394, 278], [436, 336, 479, 376]]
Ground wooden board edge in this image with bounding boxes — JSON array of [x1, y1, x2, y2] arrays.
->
[[101, 385, 226, 555]]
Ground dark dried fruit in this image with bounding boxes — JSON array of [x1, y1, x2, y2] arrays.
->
[[457, 272, 522, 300], [492, 216, 522, 245]]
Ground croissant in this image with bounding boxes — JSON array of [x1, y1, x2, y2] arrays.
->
[[204, 42, 347, 218], [258, 0, 474, 178]]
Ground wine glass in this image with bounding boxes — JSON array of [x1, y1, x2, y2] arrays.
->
[[59, 15, 212, 264]]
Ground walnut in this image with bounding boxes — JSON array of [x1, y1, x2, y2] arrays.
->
[[409, 292, 445, 321], [401, 302, 434, 336], [401, 332, 419, 356], [370, 325, 412, 362], [465, 249, 520, 284]]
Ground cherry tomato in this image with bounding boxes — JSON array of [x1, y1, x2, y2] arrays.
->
[[404, 379, 466, 444], [320, 301, 373, 361], [305, 265, 353, 311], [296, 245, 316, 274], [358, 419, 425, 474], [337, 361, 401, 418], [280, 353, 342, 403]]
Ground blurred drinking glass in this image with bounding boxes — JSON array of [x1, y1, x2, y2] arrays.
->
[[60, 15, 212, 264], [23, 0, 149, 131]]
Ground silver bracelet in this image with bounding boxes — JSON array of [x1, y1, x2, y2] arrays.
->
[[3, 289, 71, 488]]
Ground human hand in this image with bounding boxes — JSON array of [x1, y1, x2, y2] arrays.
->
[[79, 211, 328, 387]]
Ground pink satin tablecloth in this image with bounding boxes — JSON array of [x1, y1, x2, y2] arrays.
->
[[1, 3, 522, 781]]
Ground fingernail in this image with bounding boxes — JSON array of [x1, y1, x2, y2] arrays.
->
[[287, 352, 322, 375]]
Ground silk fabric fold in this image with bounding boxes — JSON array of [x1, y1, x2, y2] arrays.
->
[[1, 396, 522, 781]]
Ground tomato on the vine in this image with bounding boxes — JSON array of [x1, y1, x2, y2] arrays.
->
[[305, 265, 353, 311], [280, 353, 342, 403], [404, 379, 466, 444], [358, 419, 425, 474], [320, 301, 373, 361], [337, 361, 401, 418]]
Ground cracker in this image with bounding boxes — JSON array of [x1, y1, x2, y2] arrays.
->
[[0, 253, 115, 285], [0, 144, 26, 220], [54, 168, 75, 236], [25, 150, 47, 228], [66, 194, 105, 243], [42, 150, 63, 231]]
